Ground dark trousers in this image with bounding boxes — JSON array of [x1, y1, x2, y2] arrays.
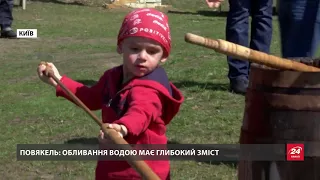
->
[[278, 0, 320, 58], [226, 0, 273, 81], [0, 0, 13, 30]]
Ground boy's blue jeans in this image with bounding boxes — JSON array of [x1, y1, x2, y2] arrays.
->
[[226, 0, 273, 81], [278, 0, 320, 58]]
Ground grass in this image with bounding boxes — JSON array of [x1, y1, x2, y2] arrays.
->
[[1, 0, 314, 179]]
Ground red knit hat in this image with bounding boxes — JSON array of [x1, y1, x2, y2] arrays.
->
[[117, 8, 171, 58]]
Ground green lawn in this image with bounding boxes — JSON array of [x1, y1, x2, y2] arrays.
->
[[0, 0, 293, 179]]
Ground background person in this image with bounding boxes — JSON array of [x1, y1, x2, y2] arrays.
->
[[0, 0, 17, 38], [206, 0, 273, 95]]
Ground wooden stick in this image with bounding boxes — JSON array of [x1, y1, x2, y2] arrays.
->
[[40, 62, 161, 180], [185, 33, 320, 72]]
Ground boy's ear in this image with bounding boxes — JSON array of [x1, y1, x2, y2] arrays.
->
[[160, 57, 168, 63]]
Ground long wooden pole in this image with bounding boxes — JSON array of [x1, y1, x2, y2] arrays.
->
[[184, 33, 320, 72]]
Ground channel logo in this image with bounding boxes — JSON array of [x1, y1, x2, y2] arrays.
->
[[287, 144, 304, 161]]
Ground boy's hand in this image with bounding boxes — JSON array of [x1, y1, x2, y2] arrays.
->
[[107, 124, 128, 138], [98, 124, 128, 146], [205, 0, 223, 8], [37, 62, 62, 87]]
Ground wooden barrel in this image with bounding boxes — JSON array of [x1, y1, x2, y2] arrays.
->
[[238, 58, 320, 180]]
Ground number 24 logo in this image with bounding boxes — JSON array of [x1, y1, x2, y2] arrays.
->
[[289, 146, 302, 155]]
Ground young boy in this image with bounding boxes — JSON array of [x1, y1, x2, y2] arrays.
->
[[37, 8, 184, 180]]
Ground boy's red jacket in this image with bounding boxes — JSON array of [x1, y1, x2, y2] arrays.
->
[[55, 65, 184, 180]]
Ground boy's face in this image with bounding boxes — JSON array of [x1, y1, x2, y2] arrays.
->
[[121, 36, 167, 79]]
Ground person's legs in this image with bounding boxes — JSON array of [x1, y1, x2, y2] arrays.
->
[[277, 0, 292, 58], [226, 0, 251, 94], [250, 0, 273, 72], [278, 0, 320, 58], [0, 0, 16, 38]]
